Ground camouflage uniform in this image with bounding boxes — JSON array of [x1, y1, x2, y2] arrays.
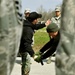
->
[[56, 0, 75, 75], [51, 7, 61, 28], [0, 0, 22, 75], [51, 15, 61, 28]]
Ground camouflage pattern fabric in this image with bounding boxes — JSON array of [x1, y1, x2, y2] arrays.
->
[[22, 52, 31, 75], [56, 0, 75, 75], [51, 16, 61, 28], [0, 0, 22, 75]]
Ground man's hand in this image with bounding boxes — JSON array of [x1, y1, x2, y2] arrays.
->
[[45, 19, 51, 26], [34, 55, 42, 63], [33, 51, 42, 63], [33, 51, 44, 65]]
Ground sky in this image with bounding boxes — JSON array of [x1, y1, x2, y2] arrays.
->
[[22, 0, 63, 13]]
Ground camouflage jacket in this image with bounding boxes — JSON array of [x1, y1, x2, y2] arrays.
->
[[51, 15, 61, 28], [0, 0, 22, 75], [56, 0, 75, 75]]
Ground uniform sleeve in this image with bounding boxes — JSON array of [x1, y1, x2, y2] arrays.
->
[[40, 39, 54, 53], [51, 17, 56, 23], [42, 43, 58, 59], [33, 23, 46, 30]]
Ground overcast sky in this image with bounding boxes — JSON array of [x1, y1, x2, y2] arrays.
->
[[22, 0, 63, 13]]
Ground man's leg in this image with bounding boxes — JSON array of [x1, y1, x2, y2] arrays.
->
[[22, 52, 31, 75]]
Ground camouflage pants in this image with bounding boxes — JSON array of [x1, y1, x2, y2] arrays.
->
[[21, 52, 31, 75], [0, 0, 22, 75], [56, 0, 75, 75]]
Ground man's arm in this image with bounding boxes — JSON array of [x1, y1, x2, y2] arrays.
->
[[34, 19, 51, 30], [40, 39, 54, 53], [41, 34, 60, 59]]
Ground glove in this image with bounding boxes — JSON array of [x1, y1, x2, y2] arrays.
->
[[35, 51, 42, 56], [34, 54, 42, 63], [34, 51, 42, 62], [34, 51, 44, 65], [33, 51, 42, 61], [34, 53, 44, 65]]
